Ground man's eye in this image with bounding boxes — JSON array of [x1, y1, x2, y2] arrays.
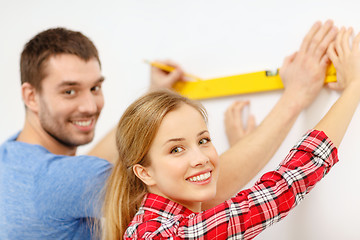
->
[[199, 138, 210, 145], [65, 90, 76, 95], [91, 85, 101, 92], [171, 146, 184, 154]]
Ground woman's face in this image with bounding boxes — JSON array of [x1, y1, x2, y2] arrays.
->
[[143, 103, 219, 212]]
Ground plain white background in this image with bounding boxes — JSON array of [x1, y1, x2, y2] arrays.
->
[[1, 1, 359, 239]]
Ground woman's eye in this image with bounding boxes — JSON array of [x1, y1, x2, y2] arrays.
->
[[171, 146, 184, 154], [65, 89, 76, 95], [199, 138, 210, 145]]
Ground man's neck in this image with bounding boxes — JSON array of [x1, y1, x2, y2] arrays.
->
[[17, 117, 77, 156]]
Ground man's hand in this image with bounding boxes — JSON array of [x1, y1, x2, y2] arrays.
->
[[280, 20, 338, 110], [149, 60, 184, 91]]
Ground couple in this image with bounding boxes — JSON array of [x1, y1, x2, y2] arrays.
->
[[1, 20, 355, 239]]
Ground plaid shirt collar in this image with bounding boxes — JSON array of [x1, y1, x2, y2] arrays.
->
[[139, 193, 195, 221]]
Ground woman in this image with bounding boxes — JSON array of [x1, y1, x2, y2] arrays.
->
[[102, 27, 360, 239]]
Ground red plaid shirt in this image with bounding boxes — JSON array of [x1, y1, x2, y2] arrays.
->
[[125, 130, 338, 239]]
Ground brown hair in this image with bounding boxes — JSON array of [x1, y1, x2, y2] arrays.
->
[[20, 27, 100, 91], [101, 90, 207, 239]]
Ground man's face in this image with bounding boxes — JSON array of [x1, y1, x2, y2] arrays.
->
[[36, 54, 104, 147]]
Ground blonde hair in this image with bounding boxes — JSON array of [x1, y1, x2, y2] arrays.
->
[[101, 90, 207, 239]]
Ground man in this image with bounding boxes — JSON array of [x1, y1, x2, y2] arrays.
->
[[0, 28, 110, 239], [0, 20, 337, 239]]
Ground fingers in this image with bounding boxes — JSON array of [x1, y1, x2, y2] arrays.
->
[[342, 27, 353, 55], [352, 32, 360, 52], [160, 59, 184, 83], [224, 100, 256, 131], [319, 53, 330, 68], [326, 42, 343, 91], [307, 20, 335, 57], [279, 52, 297, 77], [326, 82, 344, 91], [327, 42, 338, 66], [225, 100, 250, 128], [225, 100, 254, 146], [331, 27, 354, 61], [151, 59, 183, 75], [314, 25, 338, 61], [299, 21, 322, 53], [282, 52, 297, 67], [167, 68, 184, 85], [298, 20, 337, 64], [326, 27, 359, 91], [150, 59, 185, 90], [156, 59, 181, 69], [335, 27, 346, 57]]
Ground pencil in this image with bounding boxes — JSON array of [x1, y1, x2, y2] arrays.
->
[[144, 60, 203, 81]]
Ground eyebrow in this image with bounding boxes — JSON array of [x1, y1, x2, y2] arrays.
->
[[57, 76, 105, 88], [163, 130, 209, 146]]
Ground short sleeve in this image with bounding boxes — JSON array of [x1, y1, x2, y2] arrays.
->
[[34, 154, 112, 219]]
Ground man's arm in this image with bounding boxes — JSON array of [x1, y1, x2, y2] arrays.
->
[[202, 20, 338, 209], [87, 127, 118, 164]]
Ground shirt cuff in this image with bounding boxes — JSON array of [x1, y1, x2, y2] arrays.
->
[[293, 129, 339, 167]]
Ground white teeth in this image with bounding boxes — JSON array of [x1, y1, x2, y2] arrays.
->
[[188, 172, 211, 182], [73, 120, 92, 127]]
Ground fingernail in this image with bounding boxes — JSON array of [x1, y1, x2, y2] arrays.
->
[[315, 21, 321, 27], [325, 20, 333, 26]]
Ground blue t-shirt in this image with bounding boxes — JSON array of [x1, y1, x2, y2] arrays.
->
[[0, 133, 112, 240]]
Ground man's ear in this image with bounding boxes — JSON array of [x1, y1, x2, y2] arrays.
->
[[133, 164, 156, 186], [21, 82, 39, 113]]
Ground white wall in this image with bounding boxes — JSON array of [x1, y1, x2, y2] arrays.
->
[[1, 0, 359, 239]]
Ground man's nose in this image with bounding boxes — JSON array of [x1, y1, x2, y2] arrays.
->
[[78, 92, 98, 114]]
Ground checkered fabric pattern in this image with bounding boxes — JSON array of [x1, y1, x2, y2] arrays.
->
[[124, 130, 338, 239]]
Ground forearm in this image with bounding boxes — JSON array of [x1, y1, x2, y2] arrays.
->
[[202, 93, 303, 209], [87, 127, 118, 164], [236, 130, 337, 238], [314, 82, 360, 147]]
